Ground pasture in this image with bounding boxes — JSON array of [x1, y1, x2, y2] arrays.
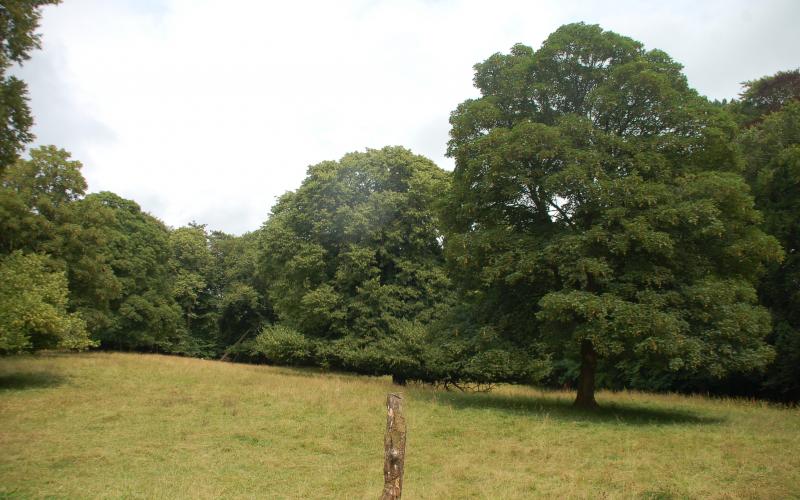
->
[[1, 353, 798, 498]]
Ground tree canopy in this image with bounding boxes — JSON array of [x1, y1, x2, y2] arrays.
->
[[82, 191, 183, 351], [257, 146, 452, 382], [732, 69, 800, 126], [0, 250, 93, 353], [445, 23, 782, 406], [739, 99, 800, 401], [0, 146, 106, 351], [211, 229, 271, 354], [0, 0, 60, 173]]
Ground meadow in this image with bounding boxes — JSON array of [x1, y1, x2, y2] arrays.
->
[[1, 353, 798, 499]]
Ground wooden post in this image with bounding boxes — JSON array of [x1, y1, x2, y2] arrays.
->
[[381, 393, 406, 500]]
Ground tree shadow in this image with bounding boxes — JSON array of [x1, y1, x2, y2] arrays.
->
[[0, 371, 65, 392], [419, 390, 724, 426]]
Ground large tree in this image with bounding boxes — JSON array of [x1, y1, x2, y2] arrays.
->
[[85, 192, 183, 351], [445, 23, 782, 407], [258, 146, 452, 382], [210, 229, 271, 354], [1, 147, 121, 337], [1, 147, 183, 351], [0, 145, 87, 254], [0, 0, 60, 173], [739, 98, 800, 401], [731, 69, 800, 127], [0, 146, 122, 341], [0, 250, 93, 353], [169, 223, 218, 356]]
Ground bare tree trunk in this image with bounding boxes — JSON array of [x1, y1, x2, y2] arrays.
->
[[381, 393, 406, 500], [574, 339, 599, 409]]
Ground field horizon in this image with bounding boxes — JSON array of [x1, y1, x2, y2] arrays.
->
[[1, 352, 799, 498]]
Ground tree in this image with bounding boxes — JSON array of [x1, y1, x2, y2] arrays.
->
[[169, 223, 218, 356], [85, 192, 183, 351], [739, 99, 800, 401], [0, 1, 61, 173], [0, 145, 86, 254], [0, 250, 93, 353], [731, 69, 800, 126], [210, 229, 271, 354], [1, 147, 187, 353], [257, 146, 452, 382], [57, 194, 122, 335], [445, 23, 782, 407], [0, 146, 122, 337]]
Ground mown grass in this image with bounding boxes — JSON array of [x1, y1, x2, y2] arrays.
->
[[1, 353, 798, 499]]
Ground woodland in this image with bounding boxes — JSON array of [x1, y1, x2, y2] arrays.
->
[[2, 2, 799, 408]]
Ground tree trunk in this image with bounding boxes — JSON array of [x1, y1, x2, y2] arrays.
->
[[574, 339, 599, 409], [220, 330, 251, 362], [381, 393, 406, 500]]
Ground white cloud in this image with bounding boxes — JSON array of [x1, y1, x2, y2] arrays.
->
[[20, 0, 800, 234]]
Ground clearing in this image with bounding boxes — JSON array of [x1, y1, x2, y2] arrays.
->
[[1, 352, 798, 498]]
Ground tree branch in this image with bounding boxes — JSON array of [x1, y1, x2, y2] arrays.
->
[[547, 198, 576, 228]]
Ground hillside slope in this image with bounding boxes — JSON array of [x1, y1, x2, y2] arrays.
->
[[1, 353, 798, 498]]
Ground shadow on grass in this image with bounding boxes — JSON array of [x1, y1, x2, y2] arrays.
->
[[0, 371, 65, 392], [421, 391, 723, 426]]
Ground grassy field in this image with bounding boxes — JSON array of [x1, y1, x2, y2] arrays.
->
[[1, 353, 798, 499]]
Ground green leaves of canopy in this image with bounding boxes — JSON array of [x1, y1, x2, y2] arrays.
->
[[258, 146, 452, 376], [732, 69, 800, 126], [739, 99, 800, 399], [0, 250, 93, 353], [445, 23, 782, 387], [0, 1, 61, 172], [1, 147, 186, 352], [83, 191, 182, 350]]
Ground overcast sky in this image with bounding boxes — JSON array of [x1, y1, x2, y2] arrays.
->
[[16, 0, 800, 234]]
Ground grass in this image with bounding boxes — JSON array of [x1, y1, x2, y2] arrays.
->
[[0, 353, 798, 499]]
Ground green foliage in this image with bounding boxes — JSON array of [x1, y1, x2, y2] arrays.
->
[[60, 195, 123, 333], [259, 146, 453, 379], [165, 225, 272, 358], [211, 230, 271, 349], [0, 1, 60, 66], [2, 145, 86, 211], [0, 74, 33, 173], [731, 69, 800, 126], [84, 192, 183, 351], [251, 324, 316, 365], [0, 146, 87, 254], [0, 148, 182, 351], [0, 1, 60, 172], [739, 99, 800, 401], [0, 251, 93, 353], [0, 146, 270, 356], [445, 23, 781, 399], [168, 223, 218, 356], [0, 147, 123, 336]]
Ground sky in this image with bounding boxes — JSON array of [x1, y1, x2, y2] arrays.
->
[[15, 0, 800, 234]]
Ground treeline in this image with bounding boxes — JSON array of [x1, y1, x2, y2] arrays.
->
[[1, 10, 798, 404], [0, 163, 269, 357]]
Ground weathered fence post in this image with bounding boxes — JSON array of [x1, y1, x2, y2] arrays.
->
[[381, 393, 406, 500]]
